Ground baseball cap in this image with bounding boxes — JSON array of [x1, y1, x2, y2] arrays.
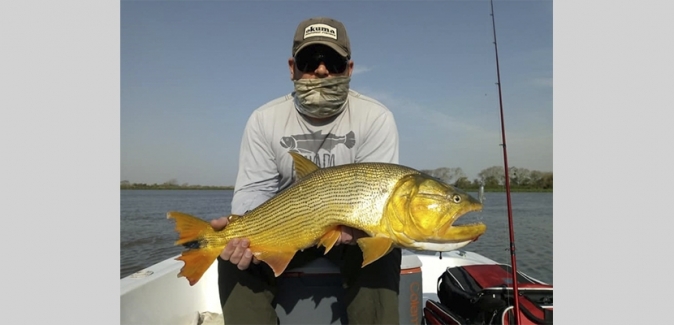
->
[[292, 17, 351, 59]]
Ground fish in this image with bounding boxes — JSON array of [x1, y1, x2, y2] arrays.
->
[[168, 151, 486, 286]]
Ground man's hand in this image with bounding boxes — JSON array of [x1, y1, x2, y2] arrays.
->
[[338, 226, 368, 245], [211, 216, 260, 271]]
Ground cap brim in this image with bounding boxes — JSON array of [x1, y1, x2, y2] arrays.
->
[[294, 40, 349, 58]]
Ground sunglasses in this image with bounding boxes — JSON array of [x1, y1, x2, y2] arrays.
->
[[295, 47, 348, 74]]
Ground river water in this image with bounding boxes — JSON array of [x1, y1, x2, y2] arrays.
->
[[120, 190, 553, 284]]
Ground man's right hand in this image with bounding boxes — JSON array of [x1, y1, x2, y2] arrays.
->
[[211, 216, 260, 271]]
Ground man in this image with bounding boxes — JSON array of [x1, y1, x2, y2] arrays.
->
[[210, 16, 401, 324]]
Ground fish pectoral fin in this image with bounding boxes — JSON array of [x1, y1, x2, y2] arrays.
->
[[252, 249, 297, 277], [356, 237, 395, 267], [317, 226, 342, 254]]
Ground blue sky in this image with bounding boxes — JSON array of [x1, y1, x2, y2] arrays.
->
[[121, 0, 553, 186]]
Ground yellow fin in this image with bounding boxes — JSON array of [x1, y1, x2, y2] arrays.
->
[[175, 247, 222, 286], [252, 249, 297, 277], [318, 226, 343, 254], [167, 211, 221, 286], [167, 211, 213, 246], [289, 151, 320, 179], [356, 237, 395, 267]]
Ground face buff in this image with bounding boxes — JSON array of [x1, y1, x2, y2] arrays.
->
[[293, 76, 350, 118]]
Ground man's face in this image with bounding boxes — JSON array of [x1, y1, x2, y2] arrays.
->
[[289, 44, 354, 80]]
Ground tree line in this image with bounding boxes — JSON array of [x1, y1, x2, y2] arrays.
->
[[419, 166, 552, 192], [120, 179, 233, 190], [121, 166, 552, 192]]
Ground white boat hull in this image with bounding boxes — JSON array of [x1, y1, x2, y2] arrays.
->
[[121, 250, 537, 325]]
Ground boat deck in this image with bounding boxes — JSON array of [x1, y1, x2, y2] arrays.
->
[[195, 312, 223, 325], [121, 250, 504, 325]]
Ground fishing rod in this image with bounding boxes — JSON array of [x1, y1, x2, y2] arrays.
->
[[489, 0, 521, 323]]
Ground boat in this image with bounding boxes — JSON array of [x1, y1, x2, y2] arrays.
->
[[121, 248, 552, 325]]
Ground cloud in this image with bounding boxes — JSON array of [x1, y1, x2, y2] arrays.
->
[[362, 90, 489, 135], [353, 88, 552, 178], [352, 65, 372, 76], [532, 77, 553, 88]]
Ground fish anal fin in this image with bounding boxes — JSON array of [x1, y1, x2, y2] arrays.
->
[[252, 248, 297, 277], [318, 226, 342, 254], [175, 247, 221, 286], [356, 237, 395, 267], [289, 151, 320, 179]]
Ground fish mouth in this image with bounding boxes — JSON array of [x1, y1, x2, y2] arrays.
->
[[411, 218, 485, 251], [435, 222, 487, 243], [436, 203, 486, 242]]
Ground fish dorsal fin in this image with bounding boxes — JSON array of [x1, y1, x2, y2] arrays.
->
[[289, 151, 320, 179]]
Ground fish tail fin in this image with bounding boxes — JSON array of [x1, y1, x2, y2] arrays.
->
[[167, 211, 214, 245], [167, 211, 223, 286], [174, 247, 222, 286]]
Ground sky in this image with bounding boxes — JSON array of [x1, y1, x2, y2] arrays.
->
[[121, 0, 553, 187]]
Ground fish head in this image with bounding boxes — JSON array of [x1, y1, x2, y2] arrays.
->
[[387, 174, 486, 251]]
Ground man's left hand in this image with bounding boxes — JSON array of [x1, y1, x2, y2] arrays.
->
[[338, 226, 367, 245]]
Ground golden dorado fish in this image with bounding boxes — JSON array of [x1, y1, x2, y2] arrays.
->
[[168, 151, 486, 286]]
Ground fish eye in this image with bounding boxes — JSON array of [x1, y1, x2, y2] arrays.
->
[[452, 195, 461, 203]]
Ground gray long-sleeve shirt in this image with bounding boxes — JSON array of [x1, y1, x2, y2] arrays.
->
[[230, 89, 399, 215]]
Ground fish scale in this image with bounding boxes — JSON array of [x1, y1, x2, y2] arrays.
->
[[221, 162, 419, 248], [168, 151, 486, 286]]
